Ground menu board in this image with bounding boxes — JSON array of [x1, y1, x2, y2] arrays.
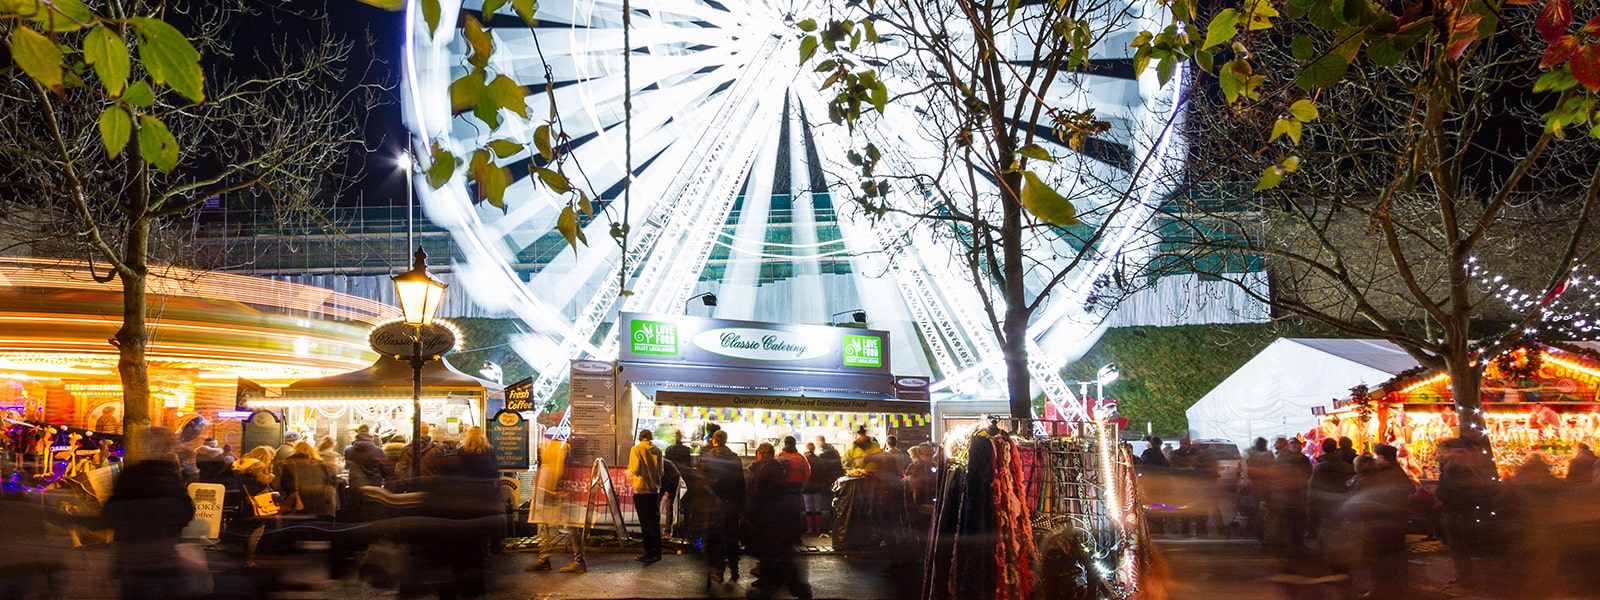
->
[[567, 360, 617, 465], [488, 410, 530, 470]]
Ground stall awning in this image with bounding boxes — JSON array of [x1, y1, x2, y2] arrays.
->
[[633, 383, 928, 414], [274, 355, 495, 404]]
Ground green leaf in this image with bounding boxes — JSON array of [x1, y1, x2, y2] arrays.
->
[[534, 124, 554, 161], [556, 205, 586, 250], [98, 105, 131, 158], [485, 74, 529, 122], [1254, 165, 1285, 190], [450, 70, 486, 113], [482, 0, 507, 19], [83, 25, 130, 96], [1307, 0, 1346, 29], [1281, 155, 1301, 172], [470, 150, 511, 209], [1017, 143, 1055, 162], [130, 17, 204, 103], [1244, 0, 1280, 30], [1535, 67, 1580, 93], [1269, 117, 1303, 144], [354, 0, 407, 9], [1132, 45, 1152, 78], [487, 138, 522, 159], [1203, 9, 1240, 50], [1195, 49, 1215, 73], [1020, 171, 1079, 226], [1590, 122, 1600, 139], [1365, 36, 1402, 66], [797, 18, 818, 32], [869, 81, 888, 113], [422, 0, 442, 36], [463, 15, 492, 70], [800, 35, 819, 63], [426, 147, 458, 189], [1288, 99, 1318, 121], [534, 166, 572, 194], [10, 26, 64, 92], [137, 114, 179, 172], [1219, 59, 1250, 103], [124, 80, 154, 107], [862, 18, 879, 43], [579, 191, 593, 216], [1291, 34, 1316, 60], [30, 0, 93, 32], [511, 0, 537, 26]]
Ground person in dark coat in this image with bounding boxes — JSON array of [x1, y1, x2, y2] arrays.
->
[[1568, 443, 1597, 485], [105, 428, 198, 600], [700, 430, 746, 584], [1141, 436, 1170, 469], [276, 440, 337, 517], [1436, 429, 1498, 594], [1346, 443, 1416, 599], [661, 430, 691, 538], [807, 438, 845, 535], [745, 443, 812, 599], [344, 430, 389, 521]]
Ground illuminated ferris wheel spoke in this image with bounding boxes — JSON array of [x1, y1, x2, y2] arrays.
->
[[409, 0, 1182, 406]]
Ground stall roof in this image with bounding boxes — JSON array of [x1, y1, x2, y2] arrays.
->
[[1186, 338, 1417, 451], [632, 383, 928, 414], [283, 355, 496, 399]]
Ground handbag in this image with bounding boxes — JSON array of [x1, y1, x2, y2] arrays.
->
[[248, 490, 280, 516]]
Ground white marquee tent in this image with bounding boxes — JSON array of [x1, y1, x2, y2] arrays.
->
[[1186, 338, 1419, 451]]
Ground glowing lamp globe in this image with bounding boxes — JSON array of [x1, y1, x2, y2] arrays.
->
[[392, 247, 447, 327]]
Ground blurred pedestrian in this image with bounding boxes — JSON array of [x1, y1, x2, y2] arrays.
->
[[526, 438, 586, 574], [1337, 437, 1358, 464], [776, 436, 811, 542], [904, 444, 938, 547], [195, 437, 228, 482], [277, 440, 337, 517], [746, 443, 812, 599], [701, 430, 746, 583], [1568, 442, 1596, 485], [662, 430, 691, 537], [1269, 437, 1312, 565], [105, 428, 199, 600], [343, 429, 389, 522], [628, 429, 664, 563], [810, 437, 844, 535], [1141, 436, 1170, 468], [1505, 453, 1563, 599], [842, 427, 882, 470], [1347, 443, 1415, 598], [1308, 438, 1355, 589], [274, 431, 301, 464], [1436, 428, 1498, 594], [316, 435, 344, 475]]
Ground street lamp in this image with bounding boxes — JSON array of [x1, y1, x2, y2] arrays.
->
[[392, 246, 447, 483], [685, 292, 717, 314], [1096, 363, 1120, 411], [830, 309, 867, 326]]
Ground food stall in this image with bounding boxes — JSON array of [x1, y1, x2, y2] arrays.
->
[[1316, 340, 1600, 479]]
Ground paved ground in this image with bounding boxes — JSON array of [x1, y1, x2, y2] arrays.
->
[[29, 531, 1589, 599]]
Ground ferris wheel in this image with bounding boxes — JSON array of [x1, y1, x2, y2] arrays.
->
[[402, 0, 1186, 412]]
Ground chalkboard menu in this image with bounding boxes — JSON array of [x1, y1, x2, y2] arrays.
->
[[488, 410, 530, 470], [242, 410, 282, 452]]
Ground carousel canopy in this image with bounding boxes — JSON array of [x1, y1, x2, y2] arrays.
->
[[1186, 338, 1417, 451], [274, 355, 497, 405]]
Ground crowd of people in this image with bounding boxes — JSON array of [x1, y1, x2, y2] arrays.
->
[[1137, 430, 1600, 599], [530, 425, 941, 599]]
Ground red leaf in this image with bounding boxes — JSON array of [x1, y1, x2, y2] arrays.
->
[[1537, 0, 1573, 44], [1585, 15, 1600, 36], [1543, 35, 1581, 67], [1572, 44, 1600, 91], [1450, 34, 1477, 60]]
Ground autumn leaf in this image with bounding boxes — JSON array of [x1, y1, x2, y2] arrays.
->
[[1020, 171, 1080, 226], [1537, 0, 1572, 44], [1571, 44, 1600, 91], [1542, 35, 1581, 68], [10, 26, 64, 92], [99, 105, 132, 158], [84, 26, 131, 96], [137, 115, 180, 171]]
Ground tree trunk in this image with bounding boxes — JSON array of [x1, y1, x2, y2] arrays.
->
[[117, 217, 152, 461], [1000, 172, 1032, 424], [1448, 356, 1485, 437]]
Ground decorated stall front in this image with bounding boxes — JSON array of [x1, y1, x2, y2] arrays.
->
[[1316, 340, 1600, 480]]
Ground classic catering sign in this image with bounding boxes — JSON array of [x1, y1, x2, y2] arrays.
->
[[619, 312, 890, 374]]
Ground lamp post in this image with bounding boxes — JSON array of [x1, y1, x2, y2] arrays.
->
[[830, 309, 867, 326], [685, 292, 717, 314], [1095, 363, 1120, 411], [392, 246, 447, 484]]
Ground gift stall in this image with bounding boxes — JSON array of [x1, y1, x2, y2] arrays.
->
[[1316, 340, 1600, 480]]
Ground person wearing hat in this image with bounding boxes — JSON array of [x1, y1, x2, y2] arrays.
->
[[275, 431, 301, 465], [841, 426, 881, 472]]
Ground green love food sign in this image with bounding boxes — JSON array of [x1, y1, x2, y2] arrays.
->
[[630, 319, 679, 355]]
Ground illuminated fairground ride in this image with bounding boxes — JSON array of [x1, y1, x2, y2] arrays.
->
[[0, 257, 388, 433], [403, 0, 1188, 416]]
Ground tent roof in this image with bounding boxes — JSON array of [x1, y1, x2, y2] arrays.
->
[[1185, 338, 1417, 451], [1284, 338, 1417, 373], [284, 355, 495, 397]]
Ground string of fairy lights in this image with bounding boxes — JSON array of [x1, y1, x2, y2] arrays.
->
[[1471, 256, 1599, 340]]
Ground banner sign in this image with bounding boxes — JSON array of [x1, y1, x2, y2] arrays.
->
[[489, 410, 530, 470], [504, 377, 535, 412], [619, 312, 891, 374]]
